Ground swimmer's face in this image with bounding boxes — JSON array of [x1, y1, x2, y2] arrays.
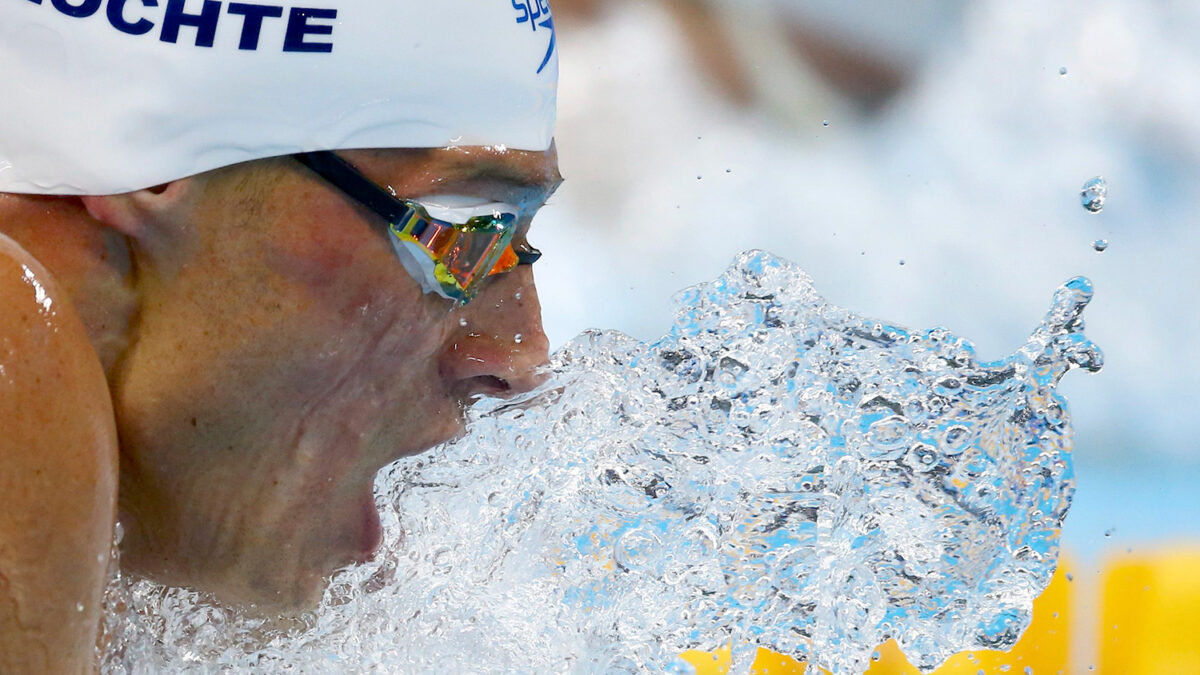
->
[[108, 146, 560, 609]]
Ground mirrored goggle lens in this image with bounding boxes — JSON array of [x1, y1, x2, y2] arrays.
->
[[392, 208, 519, 302]]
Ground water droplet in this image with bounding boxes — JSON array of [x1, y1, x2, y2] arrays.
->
[[514, 333, 524, 344], [822, 119, 830, 127], [725, 168, 732, 174], [696, 175, 703, 180], [899, 259, 906, 266], [1092, 239, 1108, 252], [514, 291, 523, 301], [1026, 666, 1035, 674], [1059, 66, 1068, 76], [1080, 176, 1107, 213], [871, 651, 882, 662], [1104, 527, 1115, 537], [76, 602, 85, 612], [1066, 573, 1075, 582], [459, 318, 469, 327]]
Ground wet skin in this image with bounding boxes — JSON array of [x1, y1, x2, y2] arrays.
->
[[0, 236, 118, 673], [0, 145, 561, 622]]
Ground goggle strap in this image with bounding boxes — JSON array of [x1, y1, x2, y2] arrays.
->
[[295, 151, 415, 224]]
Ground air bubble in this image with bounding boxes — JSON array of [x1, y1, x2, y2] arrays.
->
[[429, 546, 454, 575], [906, 444, 940, 473], [866, 415, 913, 456], [613, 527, 663, 573]]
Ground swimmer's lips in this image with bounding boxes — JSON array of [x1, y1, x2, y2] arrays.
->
[[341, 377, 507, 567], [339, 348, 533, 568], [350, 491, 384, 565]]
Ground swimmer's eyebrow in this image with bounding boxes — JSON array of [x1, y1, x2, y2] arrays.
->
[[441, 158, 565, 207]]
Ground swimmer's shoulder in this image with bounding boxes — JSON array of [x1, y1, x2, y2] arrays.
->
[[0, 232, 118, 673], [0, 232, 109, 403]]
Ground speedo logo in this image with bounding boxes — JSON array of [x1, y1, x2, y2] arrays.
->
[[511, 0, 555, 74], [24, 0, 337, 52]]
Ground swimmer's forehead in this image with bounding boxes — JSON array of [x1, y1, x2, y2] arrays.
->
[[344, 147, 564, 208]]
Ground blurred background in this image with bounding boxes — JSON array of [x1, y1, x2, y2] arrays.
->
[[531, 0, 1200, 671]]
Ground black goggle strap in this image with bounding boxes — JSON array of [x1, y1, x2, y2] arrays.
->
[[295, 151, 415, 225]]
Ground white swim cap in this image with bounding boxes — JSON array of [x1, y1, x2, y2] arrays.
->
[[0, 0, 558, 195]]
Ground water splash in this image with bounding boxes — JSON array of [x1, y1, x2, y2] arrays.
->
[[100, 251, 1100, 675]]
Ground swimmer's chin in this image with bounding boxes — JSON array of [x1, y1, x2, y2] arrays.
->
[[118, 563, 327, 618], [220, 569, 332, 616]]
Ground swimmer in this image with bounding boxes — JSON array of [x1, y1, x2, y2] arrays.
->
[[0, 2, 560, 671]]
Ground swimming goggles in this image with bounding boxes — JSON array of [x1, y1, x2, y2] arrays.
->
[[295, 151, 541, 304]]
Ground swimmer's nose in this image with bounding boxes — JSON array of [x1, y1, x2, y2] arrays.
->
[[439, 266, 550, 398]]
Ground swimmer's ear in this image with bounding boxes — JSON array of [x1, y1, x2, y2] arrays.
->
[[78, 179, 195, 238]]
